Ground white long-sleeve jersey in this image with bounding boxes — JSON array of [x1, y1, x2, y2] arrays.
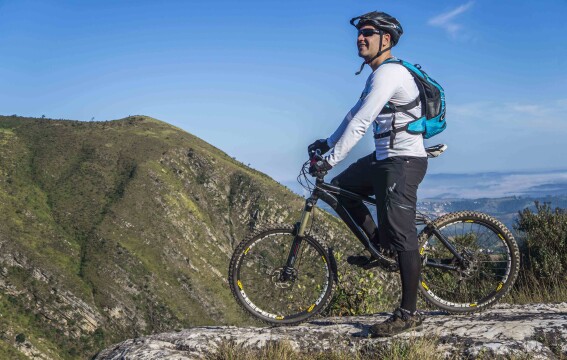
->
[[325, 62, 427, 166]]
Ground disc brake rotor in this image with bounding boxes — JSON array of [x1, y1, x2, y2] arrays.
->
[[459, 250, 480, 279], [271, 267, 297, 288]]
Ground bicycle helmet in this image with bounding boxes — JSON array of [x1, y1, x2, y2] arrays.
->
[[350, 11, 403, 46]]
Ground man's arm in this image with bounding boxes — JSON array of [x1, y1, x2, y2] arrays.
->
[[327, 108, 357, 148]]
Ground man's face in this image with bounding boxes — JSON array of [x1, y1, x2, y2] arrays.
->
[[357, 25, 390, 60]]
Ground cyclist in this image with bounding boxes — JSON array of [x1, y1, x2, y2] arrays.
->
[[308, 11, 428, 337]]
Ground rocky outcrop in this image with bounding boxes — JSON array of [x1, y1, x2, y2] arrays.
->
[[94, 303, 567, 359]]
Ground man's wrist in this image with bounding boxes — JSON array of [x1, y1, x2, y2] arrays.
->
[[325, 156, 336, 167]]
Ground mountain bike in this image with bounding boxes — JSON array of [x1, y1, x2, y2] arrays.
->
[[228, 144, 520, 325]]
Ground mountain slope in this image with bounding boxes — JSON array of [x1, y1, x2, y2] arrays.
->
[[0, 115, 355, 359]]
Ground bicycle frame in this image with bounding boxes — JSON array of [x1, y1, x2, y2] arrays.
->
[[282, 176, 464, 279]]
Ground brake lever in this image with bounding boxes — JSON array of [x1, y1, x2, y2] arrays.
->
[[309, 149, 324, 164]]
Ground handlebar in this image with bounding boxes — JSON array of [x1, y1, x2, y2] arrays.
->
[[307, 149, 327, 181]]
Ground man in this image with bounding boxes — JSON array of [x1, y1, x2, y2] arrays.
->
[[307, 11, 428, 337]]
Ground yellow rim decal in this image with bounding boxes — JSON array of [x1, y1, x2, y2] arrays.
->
[[237, 280, 243, 290], [420, 248, 425, 255], [465, 220, 474, 223], [322, 256, 327, 263], [470, 303, 477, 307], [498, 234, 504, 240], [276, 316, 284, 320], [244, 247, 250, 255], [421, 281, 429, 291], [496, 282, 504, 291], [307, 304, 315, 312]]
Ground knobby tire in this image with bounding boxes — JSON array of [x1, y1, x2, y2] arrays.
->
[[228, 225, 335, 326], [418, 211, 520, 314]]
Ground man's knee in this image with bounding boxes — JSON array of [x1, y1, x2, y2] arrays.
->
[[330, 177, 340, 187], [331, 177, 362, 209], [384, 207, 418, 252]]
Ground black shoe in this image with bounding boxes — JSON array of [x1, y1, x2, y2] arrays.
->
[[347, 253, 398, 271], [347, 243, 387, 267], [346, 254, 374, 267], [368, 308, 424, 337]]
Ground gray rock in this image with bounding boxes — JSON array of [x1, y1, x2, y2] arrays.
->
[[94, 303, 567, 359]]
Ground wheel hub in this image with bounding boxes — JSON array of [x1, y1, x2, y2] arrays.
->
[[271, 267, 297, 288], [459, 250, 480, 278]]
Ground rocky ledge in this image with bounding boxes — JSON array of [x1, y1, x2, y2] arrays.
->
[[95, 303, 567, 359]]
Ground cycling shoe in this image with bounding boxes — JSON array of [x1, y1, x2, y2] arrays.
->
[[347, 255, 374, 267]]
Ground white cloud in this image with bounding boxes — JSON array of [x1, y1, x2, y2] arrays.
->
[[451, 99, 567, 129], [450, 101, 490, 118], [556, 99, 567, 108], [506, 103, 543, 115], [428, 1, 475, 38]]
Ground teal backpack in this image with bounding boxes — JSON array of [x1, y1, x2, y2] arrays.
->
[[375, 58, 446, 148]]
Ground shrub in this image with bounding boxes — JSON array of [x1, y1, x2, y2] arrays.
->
[[323, 251, 398, 316], [515, 202, 567, 284], [15, 333, 25, 343]]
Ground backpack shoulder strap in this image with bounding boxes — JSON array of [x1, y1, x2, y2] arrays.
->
[[378, 58, 423, 119], [382, 57, 402, 66]]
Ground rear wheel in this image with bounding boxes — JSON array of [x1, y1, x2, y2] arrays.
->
[[418, 211, 520, 313], [228, 225, 335, 325]]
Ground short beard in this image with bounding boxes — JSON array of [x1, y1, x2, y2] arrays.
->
[[358, 51, 374, 63]]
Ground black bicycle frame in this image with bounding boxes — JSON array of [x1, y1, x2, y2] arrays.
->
[[282, 177, 464, 277]]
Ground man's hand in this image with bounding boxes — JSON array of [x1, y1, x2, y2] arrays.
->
[[309, 159, 332, 177], [307, 139, 330, 156]]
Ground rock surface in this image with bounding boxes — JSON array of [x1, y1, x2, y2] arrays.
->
[[95, 303, 567, 359]]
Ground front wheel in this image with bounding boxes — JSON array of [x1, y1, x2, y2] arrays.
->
[[418, 211, 520, 313], [228, 225, 335, 325]]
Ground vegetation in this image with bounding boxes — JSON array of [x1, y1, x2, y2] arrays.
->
[[516, 202, 567, 282], [206, 338, 444, 360], [507, 202, 567, 303], [0, 115, 355, 359], [206, 338, 543, 360], [324, 250, 399, 316]]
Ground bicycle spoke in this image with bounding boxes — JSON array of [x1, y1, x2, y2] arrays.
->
[[478, 269, 505, 280], [232, 228, 331, 323], [420, 214, 518, 309]]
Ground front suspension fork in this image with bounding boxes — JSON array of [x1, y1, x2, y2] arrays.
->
[[280, 196, 317, 281]]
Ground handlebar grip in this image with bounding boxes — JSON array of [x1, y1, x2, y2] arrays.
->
[[309, 149, 324, 163]]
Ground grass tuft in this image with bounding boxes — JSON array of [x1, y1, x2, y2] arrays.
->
[[206, 337, 448, 360], [506, 272, 567, 304]]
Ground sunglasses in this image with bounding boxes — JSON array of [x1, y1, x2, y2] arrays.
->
[[358, 28, 382, 37]]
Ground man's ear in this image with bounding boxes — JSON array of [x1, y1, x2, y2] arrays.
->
[[382, 33, 391, 48]]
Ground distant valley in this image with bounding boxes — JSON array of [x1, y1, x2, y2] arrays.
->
[[418, 195, 567, 232]]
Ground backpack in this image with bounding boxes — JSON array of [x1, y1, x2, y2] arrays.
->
[[375, 58, 446, 148]]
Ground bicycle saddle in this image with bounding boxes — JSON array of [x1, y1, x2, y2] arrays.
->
[[425, 144, 447, 158]]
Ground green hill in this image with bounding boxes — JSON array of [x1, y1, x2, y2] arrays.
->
[[0, 115, 356, 359]]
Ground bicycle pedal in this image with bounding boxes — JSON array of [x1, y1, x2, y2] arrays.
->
[[348, 255, 398, 271], [361, 260, 382, 270], [366, 259, 399, 272]]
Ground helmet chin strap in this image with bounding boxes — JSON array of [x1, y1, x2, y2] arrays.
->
[[355, 33, 393, 75]]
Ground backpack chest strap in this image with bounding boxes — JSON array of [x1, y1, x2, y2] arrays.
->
[[372, 123, 410, 139], [379, 96, 420, 115], [375, 96, 421, 149]]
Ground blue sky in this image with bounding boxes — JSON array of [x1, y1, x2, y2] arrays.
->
[[1, 0, 566, 187]]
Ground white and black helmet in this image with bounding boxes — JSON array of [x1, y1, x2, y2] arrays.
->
[[350, 11, 403, 46]]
